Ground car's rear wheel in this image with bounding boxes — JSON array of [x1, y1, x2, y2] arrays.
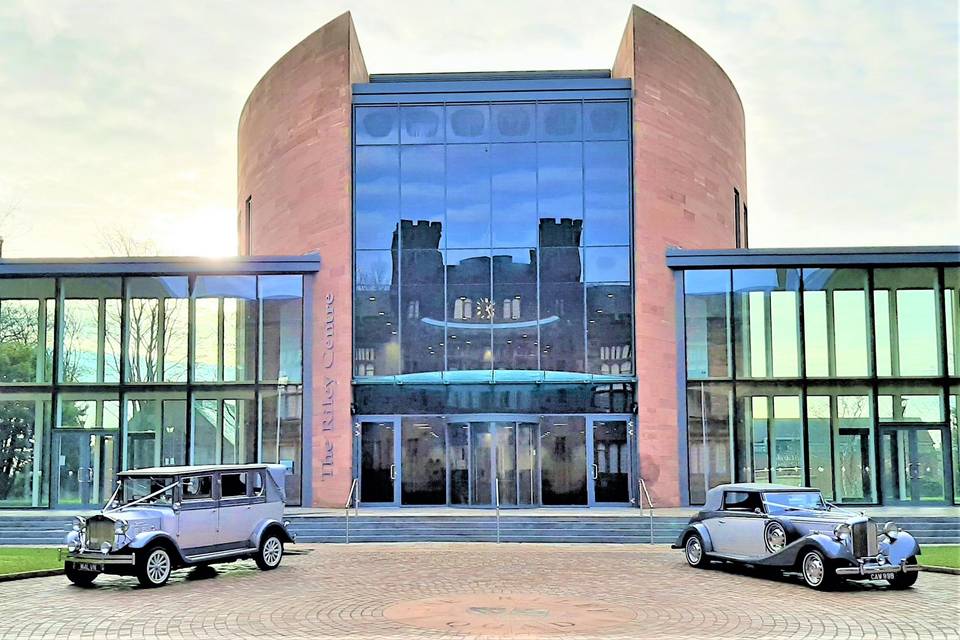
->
[[255, 533, 283, 570], [65, 564, 98, 586], [800, 549, 837, 590], [887, 557, 919, 589], [684, 533, 710, 568], [137, 544, 173, 588]]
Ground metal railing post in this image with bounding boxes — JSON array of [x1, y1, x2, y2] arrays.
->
[[345, 478, 359, 544], [495, 477, 501, 544], [638, 477, 655, 544]]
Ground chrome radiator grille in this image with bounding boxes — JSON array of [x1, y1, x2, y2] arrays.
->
[[852, 520, 878, 558], [84, 518, 115, 551]]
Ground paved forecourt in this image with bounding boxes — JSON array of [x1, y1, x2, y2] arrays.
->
[[0, 544, 957, 639]]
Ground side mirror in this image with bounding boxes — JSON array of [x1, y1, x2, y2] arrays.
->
[[754, 507, 763, 514]]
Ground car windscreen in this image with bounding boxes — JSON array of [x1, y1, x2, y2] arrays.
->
[[121, 477, 175, 505], [762, 491, 826, 514]]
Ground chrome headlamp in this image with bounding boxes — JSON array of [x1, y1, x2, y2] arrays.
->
[[66, 539, 79, 552], [115, 519, 129, 535], [882, 521, 899, 540], [833, 522, 851, 541], [72, 516, 86, 532]]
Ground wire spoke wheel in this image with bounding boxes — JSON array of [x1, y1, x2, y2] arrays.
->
[[257, 535, 284, 570], [147, 549, 171, 584], [264, 537, 282, 566]]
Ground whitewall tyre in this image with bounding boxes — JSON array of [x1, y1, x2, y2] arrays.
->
[[800, 549, 836, 590], [256, 534, 283, 570], [685, 533, 709, 568], [137, 546, 173, 588]]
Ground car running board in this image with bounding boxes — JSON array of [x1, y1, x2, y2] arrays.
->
[[184, 547, 258, 563]]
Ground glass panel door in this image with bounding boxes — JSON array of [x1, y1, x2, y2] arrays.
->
[[53, 431, 117, 508], [359, 420, 398, 504], [470, 423, 494, 504], [540, 416, 587, 505], [517, 422, 539, 506], [495, 422, 517, 506], [591, 420, 630, 503], [834, 428, 874, 503], [400, 417, 445, 504], [880, 426, 949, 504], [448, 422, 470, 505]]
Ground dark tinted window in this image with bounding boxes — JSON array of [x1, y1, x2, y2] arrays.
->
[[722, 491, 761, 511], [221, 472, 247, 498]]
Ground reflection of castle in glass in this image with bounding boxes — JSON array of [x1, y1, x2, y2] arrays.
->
[[353, 100, 633, 379]]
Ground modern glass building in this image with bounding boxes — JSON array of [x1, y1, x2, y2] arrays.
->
[[3, 7, 955, 511], [672, 248, 959, 506], [0, 257, 316, 509], [349, 81, 637, 506]]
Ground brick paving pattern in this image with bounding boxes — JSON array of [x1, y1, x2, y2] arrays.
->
[[0, 544, 957, 639]]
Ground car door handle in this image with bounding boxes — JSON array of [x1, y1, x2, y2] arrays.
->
[[389, 464, 396, 480], [591, 464, 599, 480], [717, 519, 726, 524]]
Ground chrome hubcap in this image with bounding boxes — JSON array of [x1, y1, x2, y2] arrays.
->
[[803, 553, 824, 585], [766, 524, 786, 552], [146, 550, 170, 584], [686, 537, 702, 565], [263, 537, 282, 566]]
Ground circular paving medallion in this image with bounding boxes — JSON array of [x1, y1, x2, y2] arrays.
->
[[383, 593, 636, 636]]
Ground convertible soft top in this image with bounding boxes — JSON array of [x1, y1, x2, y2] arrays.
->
[[703, 483, 821, 511]]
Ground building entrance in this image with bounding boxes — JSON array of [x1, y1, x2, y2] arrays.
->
[[355, 415, 633, 507], [52, 430, 118, 509], [880, 425, 951, 505]]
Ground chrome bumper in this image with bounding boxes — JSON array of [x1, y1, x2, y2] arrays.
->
[[64, 551, 136, 566], [835, 561, 920, 577]]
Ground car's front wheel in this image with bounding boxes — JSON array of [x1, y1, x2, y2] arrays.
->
[[887, 557, 919, 589], [137, 544, 173, 588], [65, 564, 98, 586], [255, 533, 283, 570], [800, 549, 838, 590], [684, 533, 710, 568]]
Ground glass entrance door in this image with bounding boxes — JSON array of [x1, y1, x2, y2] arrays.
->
[[590, 419, 630, 503], [446, 421, 541, 507], [53, 431, 118, 509], [540, 416, 588, 505], [359, 420, 399, 504], [880, 426, 949, 504]]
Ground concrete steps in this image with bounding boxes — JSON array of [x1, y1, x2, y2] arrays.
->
[[0, 513, 955, 546]]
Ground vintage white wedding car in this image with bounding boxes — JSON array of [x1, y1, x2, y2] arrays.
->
[[673, 483, 921, 590], [64, 464, 295, 587]]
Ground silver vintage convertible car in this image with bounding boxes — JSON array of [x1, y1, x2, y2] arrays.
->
[[64, 464, 295, 587], [673, 483, 921, 590]]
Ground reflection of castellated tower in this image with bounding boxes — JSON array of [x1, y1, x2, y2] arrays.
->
[[539, 218, 582, 282]]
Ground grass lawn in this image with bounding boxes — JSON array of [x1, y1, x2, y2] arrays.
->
[[0, 548, 64, 576], [920, 545, 960, 569]]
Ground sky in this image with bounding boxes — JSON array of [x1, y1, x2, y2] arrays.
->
[[0, 0, 957, 258]]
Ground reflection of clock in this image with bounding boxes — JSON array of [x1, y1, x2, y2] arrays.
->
[[476, 297, 495, 320]]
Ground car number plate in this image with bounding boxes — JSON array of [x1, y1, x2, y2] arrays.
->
[[77, 562, 103, 572], [877, 572, 896, 581]]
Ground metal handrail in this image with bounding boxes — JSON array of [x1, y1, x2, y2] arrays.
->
[[344, 478, 359, 544], [494, 477, 501, 544], [638, 477, 654, 544]]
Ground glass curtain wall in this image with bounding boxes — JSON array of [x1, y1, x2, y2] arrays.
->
[[683, 265, 958, 505], [0, 273, 305, 508], [353, 100, 633, 381]]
